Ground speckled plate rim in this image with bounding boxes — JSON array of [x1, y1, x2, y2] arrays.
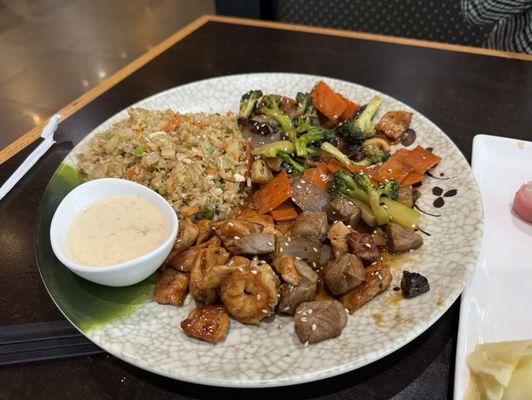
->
[[36, 72, 484, 387]]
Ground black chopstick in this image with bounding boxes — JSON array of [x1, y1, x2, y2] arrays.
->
[[0, 320, 105, 366]]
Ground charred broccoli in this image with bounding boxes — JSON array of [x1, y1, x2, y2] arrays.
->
[[353, 171, 398, 225], [352, 145, 390, 166], [294, 92, 317, 118], [328, 170, 369, 203], [338, 96, 381, 144], [255, 95, 298, 150], [239, 90, 263, 118]]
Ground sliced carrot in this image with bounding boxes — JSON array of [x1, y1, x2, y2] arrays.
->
[[303, 164, 332, 191], [181, 205, 200, 218], [254, 170, 292, 214], [311, 81, 347, 121], [402, 146, 441, 174], [270, 201, 298, 221], [400, 171, 423, 187], [392, 148, 412, 163], [338, 94, 360, 120], [326, 158, 345, 173], [373, 157, 411, 183], [164, 114, 181, 132]]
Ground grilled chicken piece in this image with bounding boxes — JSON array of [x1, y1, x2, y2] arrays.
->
[[189, 247, 230, 304], [180, 305, 230, 344], [272, 253, 300, 286], [327, 221, 352, 258], [168, 217, 198, 258], [213, 219, 258, 249], [250, 159, 273, 184], [375, 111, 413, 140], [325, 254, 366, 295], [234, 232, 276, 255], [326, 197, 361, 226], [220, 259, 279, 325], [279, 260, 319, 315], [195, 220, 213, 245], [385, 223, 423, 253], [240, 214, 276, 232], [291, 211, 329, 242], [227, 255, 251, 270], [291, 179, 330, 212], [341, 262, 392, 312], [294, 300, 348, 344], [347, 232, 380, 265], [167, 236, 222, 272], [371, 227, 388, 247], [153, 268, 190, 306]]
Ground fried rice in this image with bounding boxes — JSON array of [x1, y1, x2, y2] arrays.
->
[[76, 108, 249, 219]]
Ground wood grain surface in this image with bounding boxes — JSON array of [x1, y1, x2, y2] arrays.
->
[[1, 18, 532, 400]]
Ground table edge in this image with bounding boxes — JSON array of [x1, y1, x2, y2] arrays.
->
[[1, 14, 530, 165]]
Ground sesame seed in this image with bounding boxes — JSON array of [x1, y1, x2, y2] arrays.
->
[[312, 262, 317, 268], [312, 247, 318, 253], [251, 270, 258, 275], [234, 236, 240, 240], [301, 317, 308, 322], [228, 222, 234, 227], [303, 341, 309, 347], [277, 324, 284, 330], [345, 308, 350, 314], [295, 256, 301, 260], [262, 309, 268, 314], [283, 306, 290, 311], [365, 243, 372, 248], [307, 309, 313, 314], [256, 294, 261, 300], [267, 242, 273, 246], [311, 324, 316, 331], [238, 267, 244, 272]]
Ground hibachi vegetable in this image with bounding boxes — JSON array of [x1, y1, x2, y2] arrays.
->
[[252, 140, 295, 157], [339, 96, 381, 144], [353, 171, 398, 225], [239, 90, 263, 118]]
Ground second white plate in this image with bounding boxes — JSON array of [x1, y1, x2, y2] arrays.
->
[[454, 134, 532, 399]]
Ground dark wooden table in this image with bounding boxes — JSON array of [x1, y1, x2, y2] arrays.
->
[[1, 15, 531, 400]]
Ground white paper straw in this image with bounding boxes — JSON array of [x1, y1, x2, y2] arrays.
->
[[0, 114, 60, 201]]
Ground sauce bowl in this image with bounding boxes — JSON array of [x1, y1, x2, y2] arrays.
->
[[50, 178, 178, 287]]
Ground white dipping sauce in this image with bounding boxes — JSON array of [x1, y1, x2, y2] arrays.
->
[[68, 195, 169, 267]]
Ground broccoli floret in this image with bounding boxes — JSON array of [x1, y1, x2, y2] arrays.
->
[[353, 171, 398, 225], [352, 145, 390, 166], [338, 96, 381, 144], [256, 95, 298, 150], [320, 142, 352, 169], [328, 171, 369, 203], [292, 116, 329, 157], [239, 90, 263, 118], [294, 92, 317, 118], [277, 151, 305, 173]]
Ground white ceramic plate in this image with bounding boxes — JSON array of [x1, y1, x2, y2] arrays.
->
[[39, 73, 483, 387], [454, 134, 532, 399]]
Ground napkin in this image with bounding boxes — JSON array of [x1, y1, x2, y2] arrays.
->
[[0, 114, 60, 201]]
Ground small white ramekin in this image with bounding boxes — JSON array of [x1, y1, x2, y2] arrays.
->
[[50, 178, 178, 287]]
